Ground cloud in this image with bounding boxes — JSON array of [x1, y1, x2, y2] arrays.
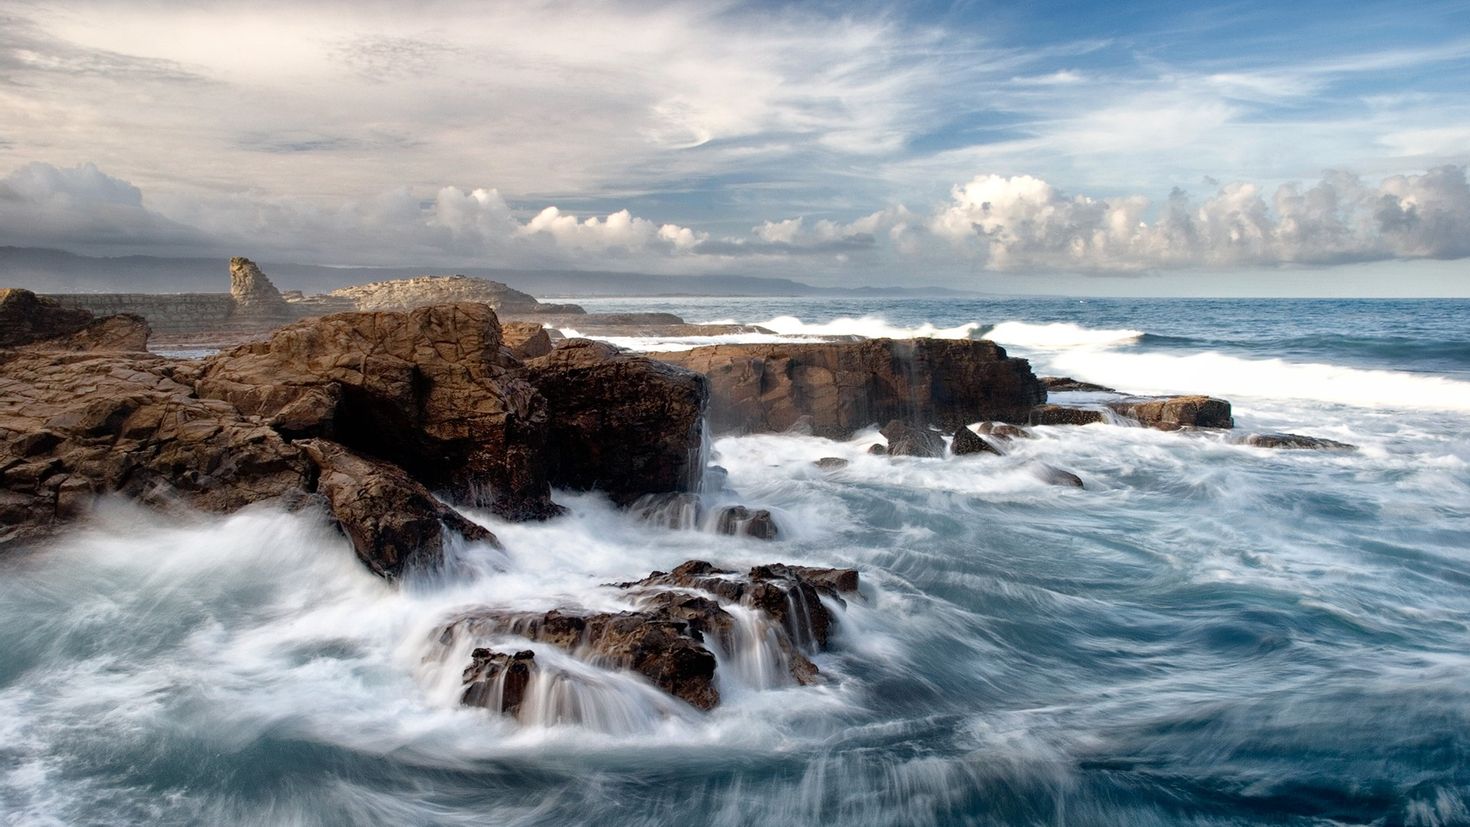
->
[[0, 162, 214, 252], [926, 166, 1470, 270]]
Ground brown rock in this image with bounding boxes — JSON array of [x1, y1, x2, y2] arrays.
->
[[329, 275, 583, 315], [951, 425, 1001, 456], [521, 339, 707, 506], [461, 649, 536, 715], [228, 257, 292, 320], [0, 289, 96, 347], [501, 322, 553, 359], [976, 421, 1032, 440], [1028, 405, 1107, 426], [880, 420, 944, 458], [654, 338, 1043, 437], [1106, 396, 1233, 429], [300, 439, 496, 577], [17, 314, 151, 353]]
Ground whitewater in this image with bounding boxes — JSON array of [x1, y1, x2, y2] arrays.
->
[[3, 296, 1469, 826]]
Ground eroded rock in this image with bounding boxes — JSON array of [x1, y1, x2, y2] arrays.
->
[[461, 649, 536, 715], [951, 425, 1001, 456], [0, 289, 96, 347], [881, 420, 945, 458], [501, 322, 553, 359], [714, 505, 779, 540], [1106, 396, 1233, 430], [1028, 405, 1107, 426]]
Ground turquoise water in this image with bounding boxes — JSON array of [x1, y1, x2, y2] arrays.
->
[[2, 298, 1468, 825]]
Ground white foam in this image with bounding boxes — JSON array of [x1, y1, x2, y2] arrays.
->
[[983, 320, 1145, 350], [746, 315, 983, 340]]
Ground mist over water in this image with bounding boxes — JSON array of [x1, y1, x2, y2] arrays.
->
[[4, 296, 1470, 825]]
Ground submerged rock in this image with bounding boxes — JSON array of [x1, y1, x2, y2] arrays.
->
[[461, 649, 536, 715], [654, 338, 1044, 437], [1240, 432, 1356, 451], [1032, 463, 1085, 488], [814, 456, 850, 470], [950, 425, 1001, 456], [714, 505, 779, 540], [1106, 396, 1233, 430], [881, 420, 945, 458]]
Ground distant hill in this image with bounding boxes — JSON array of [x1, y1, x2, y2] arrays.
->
[[0, 247, 982, 299]]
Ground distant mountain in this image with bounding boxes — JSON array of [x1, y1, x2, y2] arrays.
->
[[0, 247, 982, 299]]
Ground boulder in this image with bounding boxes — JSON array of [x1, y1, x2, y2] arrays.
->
[[1032, 463, 1085, 488], [1240, 433, 1356, 451], [501, 322, 553, 359], [520, 339, 707, 506], [867, 443, 888, 455], [299, 440, 496, 577], [951, 425, 1001, 456], [654, 338, 1044, 437], [1028, 405, 1107, 426], [714, 505, 779, 540], [976, 421, 1032, 441], [1105, 396, 1233, 430], [195, 303, 560, 520], [0, 288, 96, 347], [1040, 376, 1115, 393], [16, 314, 152, 353], [461, 649, 536, 715], [880, 420, 944, 458]]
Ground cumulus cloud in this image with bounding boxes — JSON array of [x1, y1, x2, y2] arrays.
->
[[0, 162, 213, 252], [926, 166, 1470, 270]]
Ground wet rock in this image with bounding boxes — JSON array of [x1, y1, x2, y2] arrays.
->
[[461, 649, 536, 715], [0, 289, 97, 347], [868, 443, 888, 456], [1028, 405, 1107, 426], [1106, 396, 1233, 430], [1032, 463, 1085, 488], [520, 339, 707, 506], [196, 302, 561, 520], [1240, 433, 1356, 450], [976, 421, 1032, 441], [950, 425, 1001, 456], [501, 322, 553, 359], [1040, 376, 1116, 393], [881, 420, 945, 458], [814, 456, 849, 470], [714, 505, 779, 540], [300, 439, 496, 577], [654, 338, 1044, 437]]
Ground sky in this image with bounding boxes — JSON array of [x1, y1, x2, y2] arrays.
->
[[1, 0, 1469, 295]]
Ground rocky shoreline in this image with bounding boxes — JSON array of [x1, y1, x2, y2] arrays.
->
[[1, 265, 1351, 716]]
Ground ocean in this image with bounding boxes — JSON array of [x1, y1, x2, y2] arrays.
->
[[3, 296, 1469, 826]]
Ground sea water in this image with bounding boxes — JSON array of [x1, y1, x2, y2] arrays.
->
[[2, 297, 1468, 826]]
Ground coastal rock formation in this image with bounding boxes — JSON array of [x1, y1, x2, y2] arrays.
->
[[521, 340, 707, 505], [880, 419, 945, 458], [461, 649, 536, 714], [975, 421, 1031, 441], [228, 257, 293, 320], [713, 505, 779, 539], [195, 303, 560, 520], [501, 322, 553, 359], [1040, 376, 1116, 393], [0, 288, 96, 347], [1028, 405, 1107, 426], [951, 425, 1001, 456], [300, 440, 496, 577], [655, 338, 1044, 437], [328, 275, 584, 315], [1106, 396, 1234, 430], [20, 314, 152, 353]]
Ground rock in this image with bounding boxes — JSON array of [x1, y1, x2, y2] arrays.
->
[[1028, 405, 1107, 426], [329, 275, 583, 315], [16, 314, 152, 353], [520, 339, 707, 506], [300, 440, 496, 577], [868, 443, 888, 455], [443, 607, 723, 710], [195, 303, 561, 520], [0, 288, 96, 347], [0, 350, 313, 544], [880, 420, 944, 458], [814, 457, 849, 470], [1240, 433, 1356, 450], [228, 257, 292, 320], [461, 649, 536, 715], [1040, 376, 1115, 393], [1105, 395, 1233, 430], [501, 322, 552, 359], [654, 338, 1044, 437], [951, 425, 1001, 456], [714, 505, 779, 540], [1032, 463, 1084, 488], [976, 421, 1032, 440]]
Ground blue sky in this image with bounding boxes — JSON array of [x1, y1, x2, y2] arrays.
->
[[0, 0, 1467, 294]]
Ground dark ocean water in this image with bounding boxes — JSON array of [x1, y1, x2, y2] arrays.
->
[[2, 297, 1468, 826]]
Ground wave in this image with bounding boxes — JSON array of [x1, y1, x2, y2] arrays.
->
[[744, 315, 984, 340], [981, 321, 1145, 350]]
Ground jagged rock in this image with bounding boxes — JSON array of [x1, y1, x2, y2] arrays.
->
[[461, 649, 536, 715], [1028, 405, 1107, 426], [443, 607, 722, 710], [951, 425, 1001, 456], [881, 420, 944, 458], [0, 350, 313, 544], [814, 457, 849, 470], [654, 338, 1044, 437], [195, 303, 560, 520], [1041, 376, 1115, 393], [976, 421, 1031, 440], [521, 339, 707, 506], [1106, 396, 1233, 430], [300, 440, 495, 577], [1240, 433, 1356, 450], [0, 288, 96, 347], [16, 314, 152, 353], [228, 257, 292, 319], [328, 275, 583, 315], [714, 505, 779, 540], [501, 322, 553, 359], [1032, 464, 1085, 488]]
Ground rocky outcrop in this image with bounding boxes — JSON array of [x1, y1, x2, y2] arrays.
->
[[1105, 396, 1233, 430], [501, 322, 553, 359], [300, 440, 496, 577], [0, 289, 96, 347], [1028, 405, 1107, 426], [1040, 376, 1115, 393], [881, 420, 945, 458], [655, 338, 1043, 437], [195, 303, 560, 520], [328, 275, 583, 315], [951, 425, 1001, 456], [975, 421, 1031, 441], [1239, 433, 1356, 450], [20, 314, 152, 353], [521, 340, 707, 505], [228, 257, 293, 320]]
